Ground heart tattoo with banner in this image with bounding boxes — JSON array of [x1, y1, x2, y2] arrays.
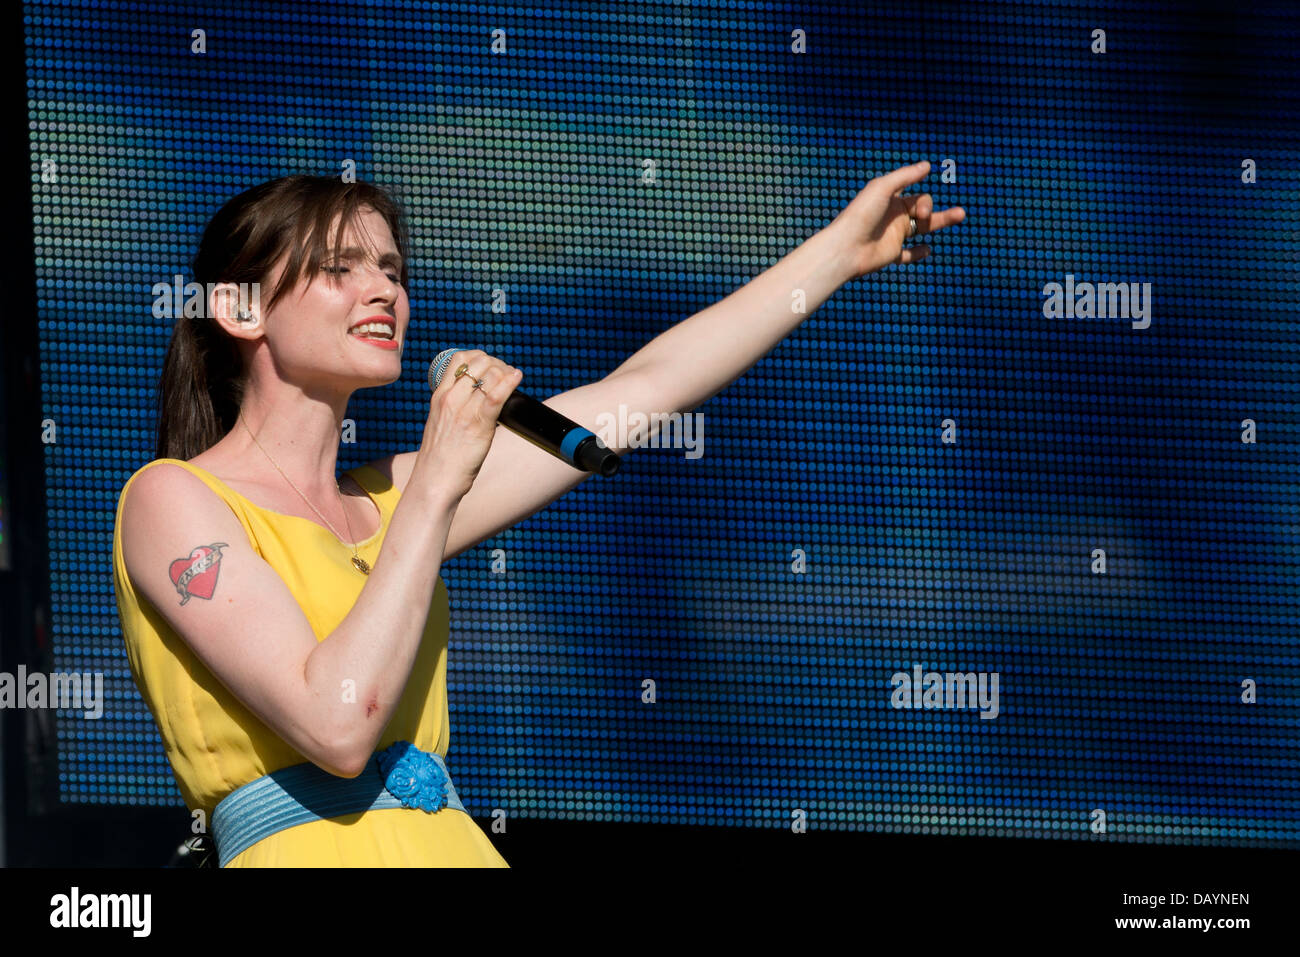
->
[[169, 543, 230, 605]]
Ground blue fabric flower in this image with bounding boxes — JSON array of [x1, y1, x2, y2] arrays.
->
[[377, 740, 449, 813]]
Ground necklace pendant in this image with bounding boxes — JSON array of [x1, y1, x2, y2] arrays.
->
[[351, 555, 371, 575]]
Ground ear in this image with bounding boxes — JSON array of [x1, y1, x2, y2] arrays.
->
[[209, 281, 264, 343]]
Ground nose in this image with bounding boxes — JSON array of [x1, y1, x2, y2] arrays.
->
[[360, 262, 400, 303]]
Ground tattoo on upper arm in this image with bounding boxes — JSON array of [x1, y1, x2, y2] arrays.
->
[[169, 542, 229, 605]]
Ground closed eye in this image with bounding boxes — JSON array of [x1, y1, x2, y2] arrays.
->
[[322, 264, 402, 284]]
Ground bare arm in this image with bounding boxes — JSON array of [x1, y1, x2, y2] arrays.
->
[[387, 229, 856, 560], [403, 161, 965, 560]]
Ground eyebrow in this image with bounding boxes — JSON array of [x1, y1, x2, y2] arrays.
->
[[330, 246, 404, 270]]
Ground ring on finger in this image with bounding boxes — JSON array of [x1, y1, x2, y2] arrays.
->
[[454, 363, 487, 391]]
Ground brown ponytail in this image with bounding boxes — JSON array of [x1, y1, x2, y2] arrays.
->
[[154, 175, 409, 460]]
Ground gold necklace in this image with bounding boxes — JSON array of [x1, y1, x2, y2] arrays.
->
[[239, 417, 371, 575]]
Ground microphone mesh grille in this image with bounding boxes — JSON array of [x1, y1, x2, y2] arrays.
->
[[427, 347, 469, 391]]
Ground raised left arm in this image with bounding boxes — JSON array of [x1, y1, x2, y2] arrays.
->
[[385, 160, 965, 560]]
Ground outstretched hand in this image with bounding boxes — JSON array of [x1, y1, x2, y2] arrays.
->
[[827, 160, 966, 279]]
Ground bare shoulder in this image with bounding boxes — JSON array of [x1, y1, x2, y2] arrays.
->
[[119, 462, 244, 562], [123, 461, 220, 522], [362, 452, 417, 495]]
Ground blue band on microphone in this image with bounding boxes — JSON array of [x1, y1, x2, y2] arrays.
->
[[560, 426, 595, 463], [428, 347, 473, 390]]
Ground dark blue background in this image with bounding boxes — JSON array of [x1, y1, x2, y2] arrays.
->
[[23, 0, 1299, 847]]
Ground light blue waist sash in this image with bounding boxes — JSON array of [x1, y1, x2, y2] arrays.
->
[[211, 740, 466, 867]]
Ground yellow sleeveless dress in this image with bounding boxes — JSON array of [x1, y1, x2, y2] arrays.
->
[[111, 458, 509, 867]]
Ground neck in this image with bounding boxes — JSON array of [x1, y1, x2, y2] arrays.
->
[[234, 381, 351, 498]]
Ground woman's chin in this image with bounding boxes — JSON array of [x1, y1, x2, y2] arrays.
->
[[356, 365, 402, 389]]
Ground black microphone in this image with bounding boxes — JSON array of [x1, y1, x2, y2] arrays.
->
[[428, 348, 622, 477]]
